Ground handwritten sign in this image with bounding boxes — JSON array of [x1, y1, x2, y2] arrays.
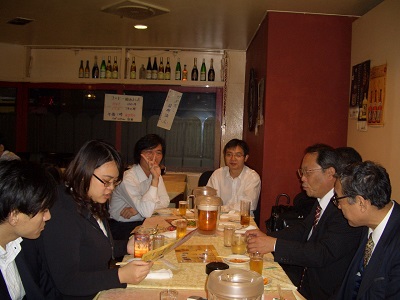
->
[[157, 89, 183, 130], [104, 94, 143, 122]]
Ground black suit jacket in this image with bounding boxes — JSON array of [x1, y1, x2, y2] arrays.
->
[[270, 196, 363, 300], [0, 250, 45, 300], [335, 201, 400, 300]]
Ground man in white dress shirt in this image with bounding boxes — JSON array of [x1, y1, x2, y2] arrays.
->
[[0, 160, 56, 300], [109, 134, 170, 240], [207, 139, 261, 214]]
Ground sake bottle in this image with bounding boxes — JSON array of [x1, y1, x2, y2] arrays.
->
[[182, 64, 188, 81], [152, 57, 158, 80], [130, 57, 136, 79], [208, 59, 215, 81], [92, 56, 99, 79], [200, 58, 206, 81], [105, 56, 112, 79], [84, 60, 90, 78], [78, 60, 84, 78], [100, 57, 106, 79], [175, 58, 181, 80], [191, 58, 198, 81], [158, 57, 164, 80], [146, 57, 152, 80], [112, 56, 118, 79]]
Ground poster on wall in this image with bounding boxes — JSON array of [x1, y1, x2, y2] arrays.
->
[[157, 89, 183, 130], [103, 94, 143, 122], [367, 64, 387, 127], [349, 60, 370, 120]]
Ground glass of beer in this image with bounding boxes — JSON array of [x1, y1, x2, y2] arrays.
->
[[240, 200, 251, 227], [231, 233, 247, 254], [175, 219, 187, 239], [134, 233, 150, 258], [249, 252, 264, 274], [179, 200, 188, 216]]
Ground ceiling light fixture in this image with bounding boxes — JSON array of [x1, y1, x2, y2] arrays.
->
[[134, 24, 147, 29]]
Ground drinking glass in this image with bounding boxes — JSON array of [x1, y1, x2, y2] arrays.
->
[[249, 252, 264, 274], [240, 200, 251, 226], [179, 200, 188, 216], [231, 232, 247, 254], [175, 219, 187, 239]]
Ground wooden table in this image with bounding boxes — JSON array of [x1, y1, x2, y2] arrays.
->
[[95, 210, 304, 300], [162, 173, 187, 183]]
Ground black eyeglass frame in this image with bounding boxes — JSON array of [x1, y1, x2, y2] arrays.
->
[[331, 193, 350, 206], [92, 173, 121, 188]]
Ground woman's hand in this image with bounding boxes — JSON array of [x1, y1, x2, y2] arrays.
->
[[118, 260, 153, 284]]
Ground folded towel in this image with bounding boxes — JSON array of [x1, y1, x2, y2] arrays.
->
[[160, 230, 176, 238], [146, 269, 173, 279], [235, 225, 257, 234]]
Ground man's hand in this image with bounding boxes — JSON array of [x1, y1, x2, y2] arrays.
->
[[120, 207, 138, 219], [245, 229, 277, 254]]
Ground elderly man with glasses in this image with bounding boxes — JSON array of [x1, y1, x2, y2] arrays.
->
[[246, 144, 363, 300], [333, 161, 400, 299]]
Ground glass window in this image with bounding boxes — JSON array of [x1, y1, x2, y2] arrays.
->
[[0, 87, 17, 151]]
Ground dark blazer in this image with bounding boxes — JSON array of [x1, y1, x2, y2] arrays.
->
[[335, 201, 400, 300], [270, 195, 363, 300], [22, 185, 128, 300], [0, 251, 45, 300]]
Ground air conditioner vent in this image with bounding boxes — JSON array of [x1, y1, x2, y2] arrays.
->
[[101, 0, 169, 20]]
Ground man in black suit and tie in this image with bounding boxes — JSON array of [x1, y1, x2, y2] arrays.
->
[[246, 144, 363, 299], [333, 161, 400, 299], [0, 160, 56, 299]]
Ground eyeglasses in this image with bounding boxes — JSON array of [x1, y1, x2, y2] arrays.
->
[[225, 152, 245, 159], [297, 168, 323, 178], [92, 174, 121, 188], [331, 193, 349, 206]]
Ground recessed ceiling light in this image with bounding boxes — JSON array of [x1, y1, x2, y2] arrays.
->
[[134, 24, 147, 29]]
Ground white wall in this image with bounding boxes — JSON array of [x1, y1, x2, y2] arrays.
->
[[348, 0, 400, 199]]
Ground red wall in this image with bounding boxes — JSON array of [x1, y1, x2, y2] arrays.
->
[[244, 12, 355, 231]]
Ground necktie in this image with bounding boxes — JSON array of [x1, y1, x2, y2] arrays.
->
[[312, 204, 322, 230], [299, 203, 322, 291], [363, 233, 374, 267]]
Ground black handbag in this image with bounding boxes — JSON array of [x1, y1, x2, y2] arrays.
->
[[265, 192, 317, 233]]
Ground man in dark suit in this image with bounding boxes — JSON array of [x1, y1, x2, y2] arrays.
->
[[246, 144, 363, 299], [333, 161, 400, 299], [0, 160, 56, 299]]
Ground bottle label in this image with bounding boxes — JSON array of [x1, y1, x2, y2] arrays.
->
[[158, 72, 164, 80], [200, 72, 206, 81], [100, 70, 106, 79], [175, 71, 181, 80], [146, 70, 152, 80], [130, 71, 136, 79], [79, 70, 84, 78], [152, 70, 158, 80], [106, 70, 112, 79], [165, 72, 171, 80], [112, 71, 118, 79]]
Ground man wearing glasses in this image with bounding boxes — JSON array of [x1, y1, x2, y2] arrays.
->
[[246, 144, 363, 300], [207, 139, 261, 214], [333, 161, 400, 299]]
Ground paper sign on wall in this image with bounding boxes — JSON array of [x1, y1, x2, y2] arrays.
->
[[157, 89, 183, 130], [104, 94, 143, 122]]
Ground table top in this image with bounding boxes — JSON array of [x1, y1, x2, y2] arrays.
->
[[162, 173, 187, 182], [96, 209, 302, 300]]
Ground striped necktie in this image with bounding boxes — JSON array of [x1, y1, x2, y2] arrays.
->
[[312, 204, 322, 230], [363, 233, 374, 267]]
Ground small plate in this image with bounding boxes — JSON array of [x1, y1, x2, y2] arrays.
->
[[171, 219, 197, 230], [223, 255, 250, 265], [155, 208, 173, 216]]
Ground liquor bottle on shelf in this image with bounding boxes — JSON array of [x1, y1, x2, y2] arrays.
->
[[152, 57, 158, 80], [182, 64, 188, 81], [191, 58, 198, 81], [139, 64, 146, 79], [200, 58, 206, 81], [100, 57, 106, 79], [158, 57, 164, 80], [208, 58, 215, 81], [112, 56, 118, 79], [84, 60, 90, 78], [146, 57, 152, 80], [130, 57, 136, 79], [164, 57, 171, 80], [92, 56, 99, 78], [106, 56, 112, 79], [175, 58, 181, 80], [78, 60, 84, 78], [368, 90, 373, 123]]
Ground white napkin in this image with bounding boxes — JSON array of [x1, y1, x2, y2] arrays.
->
[[146, 269, 173, 279], [235, 225, 257, 234], [160, 230, 176, 238]]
